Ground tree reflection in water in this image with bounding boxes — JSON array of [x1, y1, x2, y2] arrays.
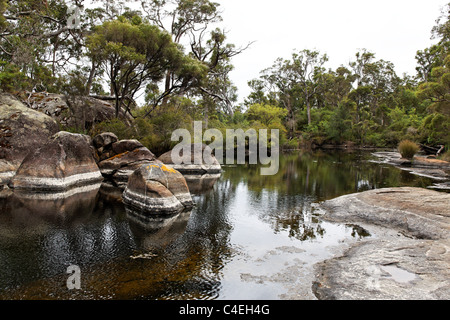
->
[[0, 151, 437, 299]]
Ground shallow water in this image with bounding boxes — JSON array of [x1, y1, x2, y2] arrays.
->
[[0, 150, 439, 299]]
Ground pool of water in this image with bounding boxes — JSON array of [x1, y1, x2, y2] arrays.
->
[[0, 150, 440, 299]]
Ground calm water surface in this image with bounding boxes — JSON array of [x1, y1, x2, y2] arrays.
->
[[0, 151, 440, 299]]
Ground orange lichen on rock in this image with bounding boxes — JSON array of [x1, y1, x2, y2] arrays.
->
[[145, 163, 177, 174], [108, 151, 130, 161]]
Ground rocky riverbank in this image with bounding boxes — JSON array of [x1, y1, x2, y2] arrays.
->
[[313, 187, 450, 300], [371, 151, 450, 190]]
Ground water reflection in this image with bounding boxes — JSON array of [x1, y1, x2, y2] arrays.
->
[[127, 209, 192, 251], [185, 173, 221, 195], [0, 183, 101, 228], [0, 151, 440, 299]]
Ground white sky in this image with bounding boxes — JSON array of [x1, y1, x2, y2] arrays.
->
[[212, 0, 449, 103]]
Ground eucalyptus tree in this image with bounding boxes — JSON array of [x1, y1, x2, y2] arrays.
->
[[416, 3, 450, 83], [0, 0, 85, 90], [86, 15, 207, 118], [349, 49, 401, 126], [260, 49, 328, 137], [140, 0, 248, 116]]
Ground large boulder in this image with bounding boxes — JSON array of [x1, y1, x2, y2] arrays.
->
[[94, 133, 158, 188], [9, 131, 103, 191], [0, 93, 59, 186], [22, 92, 128, 130], [123, 162, 193, 214], [158, 143, 221, 175]]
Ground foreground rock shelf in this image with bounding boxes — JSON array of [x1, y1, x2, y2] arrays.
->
[[313, 187, 450, 300]]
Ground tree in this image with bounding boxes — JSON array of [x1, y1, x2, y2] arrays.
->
[[260, 49, 328, 136], [246, 103, 288, 127], [416, 3, 450, 83], [86, 15, 207, 118], [0, 0, 85, 90], [349, 49, 401, 126], [417, 54, 450, 116], [141, 0, 249, 116]]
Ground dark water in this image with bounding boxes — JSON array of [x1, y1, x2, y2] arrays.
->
[[0, 151, 439, 299]]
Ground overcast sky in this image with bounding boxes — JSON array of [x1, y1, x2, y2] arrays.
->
[[212, 0, 449, 104]]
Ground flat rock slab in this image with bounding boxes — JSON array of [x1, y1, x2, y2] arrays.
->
[[314, 187, 450, 300], [318, 187, 450, 240], [313, 238, 450, 300]]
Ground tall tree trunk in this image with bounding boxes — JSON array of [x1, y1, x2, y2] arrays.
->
[[161, 71, 172, 106], [307, 100, 311, 126], [85, 62, 97, 96]]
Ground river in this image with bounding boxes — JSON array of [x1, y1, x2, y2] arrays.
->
[[0, 150, 441, 299]]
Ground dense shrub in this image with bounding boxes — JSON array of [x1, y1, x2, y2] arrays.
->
[[398, 140, 419, 159]]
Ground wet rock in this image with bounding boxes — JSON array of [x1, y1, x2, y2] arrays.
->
[[127, 210, 192, 250], [9, 131, 103, 191], [0, 93, 59, 186], [2, 183, 101, 227], [184, 173, 221, 195], [313, 187, 450, 300], [123, 162, 193, 214], [158, 143, 221, 175]]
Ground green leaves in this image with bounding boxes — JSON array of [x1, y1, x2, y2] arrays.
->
[[246, 103, 288, 127]]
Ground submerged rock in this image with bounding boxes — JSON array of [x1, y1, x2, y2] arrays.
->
[[371, 151, 450, 185], [9, 131, 103, 191], [123, 162, 193, 214], [158, 143, 222, 175], [313, 187, 450, 300]]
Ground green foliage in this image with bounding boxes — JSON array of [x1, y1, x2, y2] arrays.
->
[[91, 118, 136, 141], [0, 61, 29, 92], [419, 113, 450, 146], [324, 104, 353, 143], [245, 103, 287, 126], [398, 140, 419, 159]]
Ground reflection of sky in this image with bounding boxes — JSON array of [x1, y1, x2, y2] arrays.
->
[[0, 151, 439, 299], [217, 181, 362, 300]]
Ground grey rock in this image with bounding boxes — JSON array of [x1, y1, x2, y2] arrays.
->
[[317, 187, 450, 240], [0, 93, 59, 186], [9, 131, 103, 191], [313, 239, 450, 300], [313, 187, 450, 300], [158, 143, 222, 175], [123, 162, 193, 214]]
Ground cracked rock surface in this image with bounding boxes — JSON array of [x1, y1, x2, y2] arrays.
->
[[313, 187, 450, 300]]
